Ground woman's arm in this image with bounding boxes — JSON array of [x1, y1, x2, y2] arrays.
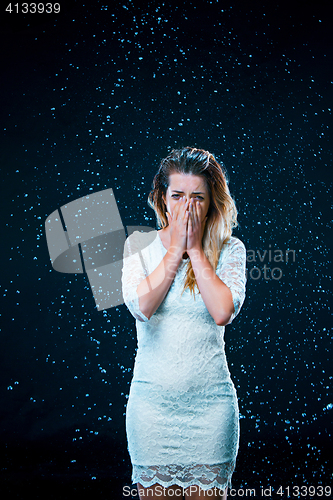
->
[[187, 248, 235, 325], [136, 246, 183, 320], [187, 199, 236, 326], [136, 196, 190, 320]]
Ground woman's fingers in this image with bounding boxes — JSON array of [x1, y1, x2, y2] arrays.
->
[[189, 200, 200, 227], [195, 200, 200, 224], [188, 201, 205, 238], [168, 197, 189, 237], [176, 197, 189, 222], [171, 196, 181, 218]]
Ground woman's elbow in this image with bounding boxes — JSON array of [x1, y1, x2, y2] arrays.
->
[[137, 301, 152, 321], [140, 310, 152, 321], [135, 294, 151, 320], [134, 308, 150, 322], [215, 306, 234, 326], [215, 315, 231, 326]]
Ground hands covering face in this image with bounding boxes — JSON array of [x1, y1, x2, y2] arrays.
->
[[166, 196, 207, 255]]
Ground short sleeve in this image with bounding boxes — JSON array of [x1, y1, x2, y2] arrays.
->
[[121, 232, 149, 322], [217, 237, 247, 325]]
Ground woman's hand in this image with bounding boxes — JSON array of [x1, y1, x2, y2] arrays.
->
[[186, 200, 207, 255], [166, 196, 189, 257]]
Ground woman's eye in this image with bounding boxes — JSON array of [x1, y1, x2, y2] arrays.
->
[[171, 195, 180, 199]]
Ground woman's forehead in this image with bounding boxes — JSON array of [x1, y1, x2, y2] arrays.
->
[[167, 173, 208, 192]]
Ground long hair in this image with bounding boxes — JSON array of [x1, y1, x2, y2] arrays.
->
[[148, 147, 238, 295]]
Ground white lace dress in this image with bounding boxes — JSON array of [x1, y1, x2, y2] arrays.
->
[[121, 230, 246, 491]]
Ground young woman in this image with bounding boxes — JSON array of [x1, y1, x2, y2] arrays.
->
[[122, 147, 246, 499]]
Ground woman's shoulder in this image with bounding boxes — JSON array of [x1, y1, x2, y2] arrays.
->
[[218, 236, 246, 265], [222, 235, 246, 253], [124, 229, 158, 255]]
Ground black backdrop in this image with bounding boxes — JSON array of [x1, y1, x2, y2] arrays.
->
[[0, 1, 332, 498]]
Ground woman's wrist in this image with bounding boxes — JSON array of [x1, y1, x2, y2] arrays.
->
[[187, 246, 205, 262], [167, 244, 185, 262]]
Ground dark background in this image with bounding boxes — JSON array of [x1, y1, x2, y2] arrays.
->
[[0, 0, 332, 498]]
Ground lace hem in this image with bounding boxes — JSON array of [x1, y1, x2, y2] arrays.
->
[[132, 463, 235, 491]]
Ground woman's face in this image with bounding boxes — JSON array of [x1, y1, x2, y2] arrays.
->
[[163, 172, 210, 222]]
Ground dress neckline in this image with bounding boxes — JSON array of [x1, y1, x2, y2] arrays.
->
[[156, 230, 167, 252]]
